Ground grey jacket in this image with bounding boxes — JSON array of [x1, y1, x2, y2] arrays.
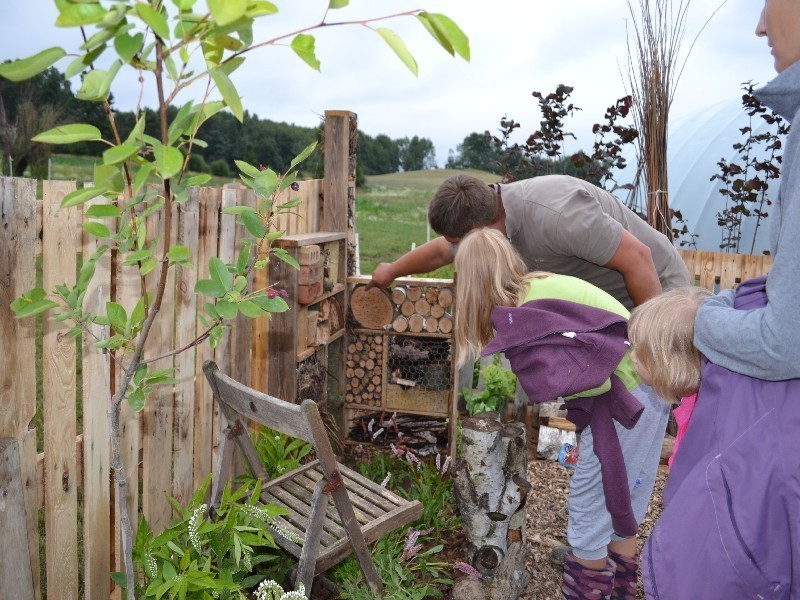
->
[[694, 60, 800, 380]]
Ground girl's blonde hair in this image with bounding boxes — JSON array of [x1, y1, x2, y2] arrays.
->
[[627, 286, 711, 402], [453, 228, 548, 367]]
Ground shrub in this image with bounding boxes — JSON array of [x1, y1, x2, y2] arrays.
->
[[186, 153, 209, 174], [210, 158, 232, 177]]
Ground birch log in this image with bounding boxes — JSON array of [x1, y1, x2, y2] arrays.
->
[[453, 412, 531, 598]]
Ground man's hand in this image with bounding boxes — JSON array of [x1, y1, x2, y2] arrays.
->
[[367, 262, 397, 289], [365, 238, 456, 290]]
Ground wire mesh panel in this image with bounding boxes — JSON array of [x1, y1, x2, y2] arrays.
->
[[385, 336, 451, 415]]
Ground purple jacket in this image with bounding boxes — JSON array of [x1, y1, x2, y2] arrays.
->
[[483, 299, 644, 537], [643, 277, 800, 599]]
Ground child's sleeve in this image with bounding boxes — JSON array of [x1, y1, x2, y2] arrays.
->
[[563, 378, 612, 399]]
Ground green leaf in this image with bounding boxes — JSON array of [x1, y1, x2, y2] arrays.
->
[[272, 248, 299, 270], [106, 301, 128, 333], [246, 1, 278, 17], [238, 300, 261, 318], [32, 124, 102, 145], [328, 0, 349, 8], [241, 211, 266, 238], [126, 115, 147, 146], [376, 28, 417, 76], [0, 47, 66, 82], [209, 256, 232, 290], [418, 13, 470, 61], [291, 34, 320, 71], [56, 1, 107, 27], [253, 168, 278, 197], [195, 279, 226, 298], [234, 159, 261, 179], [86, 203, 120, 218], [210, 68, 243, 122], [62, 186, 106, 208], [10, 295, 58, 318], [167, 245, 191, 264], [209, 0, 246, 26], [129, 388, 146, 412], [115, 32, 144, 63], [95, 164, 124, 193], [215, 300, 238, 320], [95, 333, 124, 349], [133, 163, 154, 195], [139, 257, 158, 276], [76, 61, 122, 101], [171, 0, 197, 10], [185, 174, 211, 186], [289, 141, 317, 169], [83, 222, 111, 238], [153, 142, 184, 179], [221, 205, 257, 215], [136, 3, 170, 40], [103, 143, 139, 166]]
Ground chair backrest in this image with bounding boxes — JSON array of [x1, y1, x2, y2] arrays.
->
[[202, 360, 339, 477]]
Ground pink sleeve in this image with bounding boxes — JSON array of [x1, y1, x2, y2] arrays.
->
[[668, 392, 699, 468]]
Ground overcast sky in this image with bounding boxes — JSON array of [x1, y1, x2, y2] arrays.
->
[[0, 0, 777, 166]]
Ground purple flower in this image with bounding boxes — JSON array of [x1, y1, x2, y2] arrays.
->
[[454, 562, 483, 579], [380, 473, 391, 488]]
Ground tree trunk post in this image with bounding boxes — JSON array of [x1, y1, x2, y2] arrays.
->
[[452, 413, 531, 599]]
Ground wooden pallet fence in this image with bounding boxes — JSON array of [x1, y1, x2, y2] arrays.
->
[[0, 175, 323, 599], [678, 249, 772, 292]]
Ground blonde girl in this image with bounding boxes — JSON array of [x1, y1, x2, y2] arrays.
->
[[454, 227, 670, 600]]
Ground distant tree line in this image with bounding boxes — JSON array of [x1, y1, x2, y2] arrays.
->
[[0, 67, 437, 180]]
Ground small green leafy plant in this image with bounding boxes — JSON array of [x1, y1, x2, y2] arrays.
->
[[120, 475, 293, 599], [461, 354, 517, 416], [252, 427, 314, 480]]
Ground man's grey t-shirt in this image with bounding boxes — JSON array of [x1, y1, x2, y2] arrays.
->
[[498, 176, 689, 310]]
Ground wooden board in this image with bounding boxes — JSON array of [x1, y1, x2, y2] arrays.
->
[[0, 438, 35, 599], [350, 286, 394, 330]]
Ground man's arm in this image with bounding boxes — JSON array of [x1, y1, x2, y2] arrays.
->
[[367, 237, 456, 289], [603, 230, 662, 306]]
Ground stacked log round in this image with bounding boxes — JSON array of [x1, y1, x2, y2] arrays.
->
[[345, 333, 384, 406], [388, 284, 455, 334]]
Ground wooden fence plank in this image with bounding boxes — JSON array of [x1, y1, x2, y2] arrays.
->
[[82, 195, 112, 599], [42, 180, 79, 599], [114, 199, 141, 595], [698, 252, 718, 292], [194, 187, 220, 488], [323, 111, 352, 233], [0, 438, 35, 600], [142, 199, 177, 532], [173, 192, 200, 506], [0, 177, 40, 597]]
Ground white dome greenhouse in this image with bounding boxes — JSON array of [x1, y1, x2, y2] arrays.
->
[[617, 96, 781, 255]]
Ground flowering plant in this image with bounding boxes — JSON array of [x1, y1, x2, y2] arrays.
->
[[119, 475, 294, 599]]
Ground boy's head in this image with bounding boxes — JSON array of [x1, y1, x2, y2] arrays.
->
[[428, 174, 499, 239], [627, 286, 711, 402]]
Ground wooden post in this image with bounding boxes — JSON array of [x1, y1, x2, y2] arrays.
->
[[0, 177, 40, 598], [323, 110, 357, 273], [452, 413, 530, 599], [0, 438, 35, 599]]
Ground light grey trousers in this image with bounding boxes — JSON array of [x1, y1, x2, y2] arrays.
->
[[567, 384, 670, 560]]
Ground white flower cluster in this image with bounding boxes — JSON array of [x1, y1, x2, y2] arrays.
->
[[239, 502, 302, 544], [188, 504, 207, 553], [144, 551, 158, 578], [255, 579, 307, 600]]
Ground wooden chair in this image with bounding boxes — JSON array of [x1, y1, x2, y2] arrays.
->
[[202, 361, 423, 597]]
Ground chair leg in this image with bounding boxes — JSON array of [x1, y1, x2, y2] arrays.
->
[[331, 485, 384, 596], [209, 428, 235, 514], [297, 478, 330, 596]]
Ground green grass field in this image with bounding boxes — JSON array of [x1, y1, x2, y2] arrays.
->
[[356, 168, 498, 277]]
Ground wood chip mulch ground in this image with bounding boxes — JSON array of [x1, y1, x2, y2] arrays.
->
[[518, 458, 668, 600]]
